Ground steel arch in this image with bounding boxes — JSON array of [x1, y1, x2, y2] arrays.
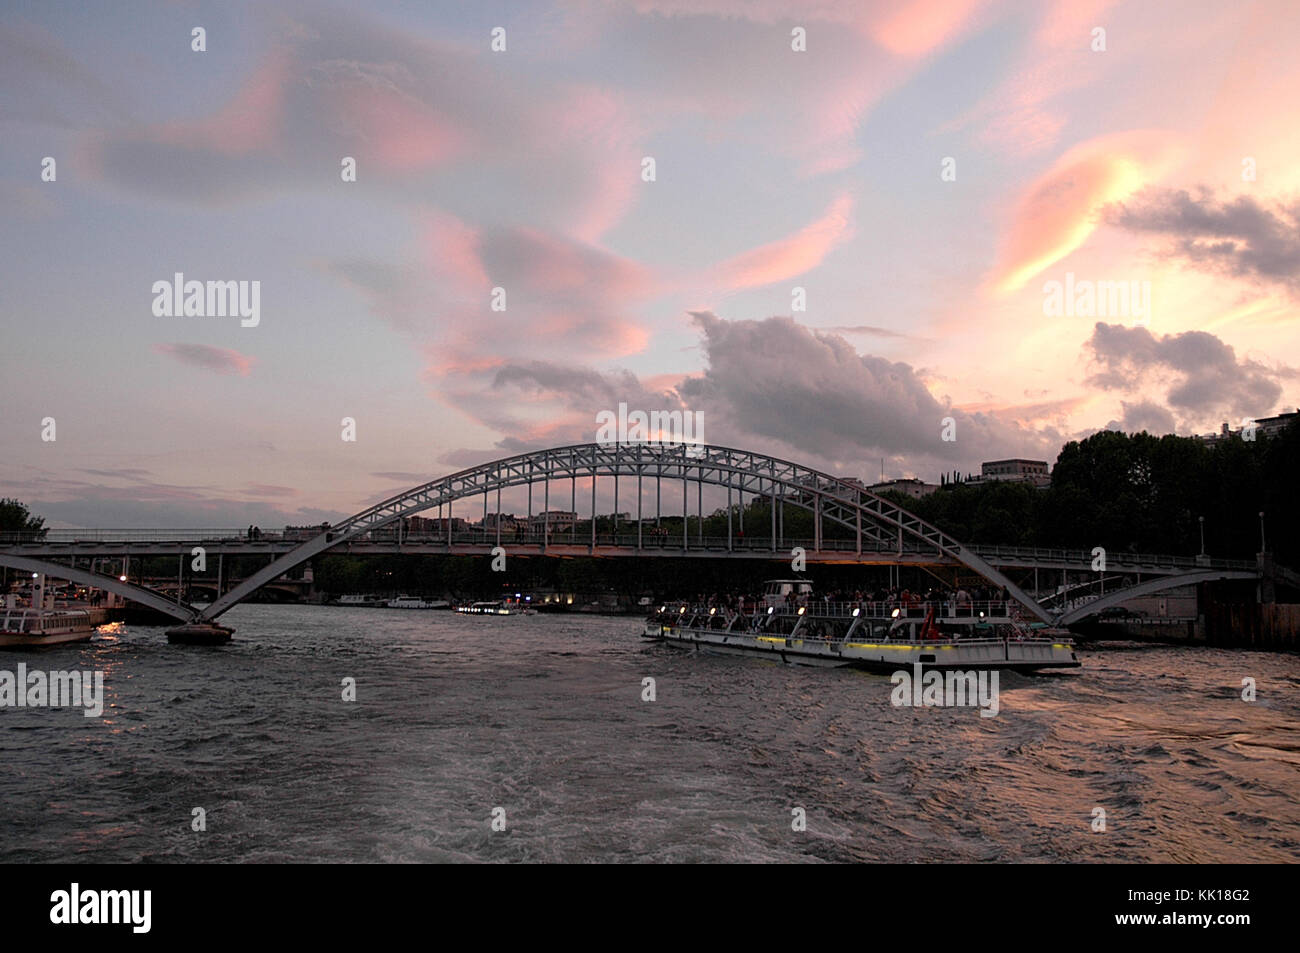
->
[[0, 554, 200, 622], [200, 443, 1054, 622], [1056, 569, 1256, 625]]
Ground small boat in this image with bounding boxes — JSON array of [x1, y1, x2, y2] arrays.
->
[[0, 607, 97, 648]]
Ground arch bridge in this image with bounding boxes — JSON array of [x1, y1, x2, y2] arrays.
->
[[1, 443, 1273, 629]]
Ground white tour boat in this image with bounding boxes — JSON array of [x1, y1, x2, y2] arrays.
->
[[455, 600, 537, 616], [335, 594, 388, 608], [386, 595, 451, 609], [643, 594, 1079, 672], [0, 607, 98, 648]]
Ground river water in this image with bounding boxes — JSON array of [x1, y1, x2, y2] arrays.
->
[[1, 605, 1297, 863]]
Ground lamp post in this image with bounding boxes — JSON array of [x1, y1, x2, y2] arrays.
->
[[1259, 511, 1266, 553], [1198, 515, 1205, 556]]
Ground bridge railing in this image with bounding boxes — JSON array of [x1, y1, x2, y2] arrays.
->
[[968, 544, 1255, 571], [0, 530, 1260, 572], [0, 529, 270, 544]]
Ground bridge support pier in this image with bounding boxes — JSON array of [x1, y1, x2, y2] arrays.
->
[[166, 623, 234, 645]]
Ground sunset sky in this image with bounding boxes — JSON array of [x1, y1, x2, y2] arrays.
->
[[2, 0, 1298, 528]]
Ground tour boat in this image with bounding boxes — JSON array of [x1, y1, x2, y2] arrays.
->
[[335, 594, 387, 608], [642, 597, 1079, 672], [0, 607, 97, 648], [455, 600, 537, 616], [386, 595, 451, 609]]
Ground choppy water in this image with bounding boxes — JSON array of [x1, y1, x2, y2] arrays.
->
[[1, 605, 1297, 863]]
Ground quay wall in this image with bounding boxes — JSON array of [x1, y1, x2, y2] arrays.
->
[[1205, 602, 1300, 650]]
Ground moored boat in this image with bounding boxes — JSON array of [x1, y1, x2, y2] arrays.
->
[[386, 595, 451, 609], [0, 607, 98, 648], [335, 593, 387, 608]]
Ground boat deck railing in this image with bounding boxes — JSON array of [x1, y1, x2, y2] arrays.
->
[[1, 608, 92, 634], [650, 603, 1069, 642]]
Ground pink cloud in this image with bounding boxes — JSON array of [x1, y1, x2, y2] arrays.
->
[[154, 343, 255, 376], [713, 192, 854, 290], [153, 50, 292, 156], [336, 86, 468, 171], [869, 0, 989, 57], [424, 211, 489, 294]]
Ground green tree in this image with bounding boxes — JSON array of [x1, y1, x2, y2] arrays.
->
[[0, 499, 47, 540]]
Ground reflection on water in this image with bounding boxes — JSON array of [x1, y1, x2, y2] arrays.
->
[[1, 605, 1297, 862]]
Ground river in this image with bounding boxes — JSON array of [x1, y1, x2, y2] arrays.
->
[[2, 605, 1297, 862]]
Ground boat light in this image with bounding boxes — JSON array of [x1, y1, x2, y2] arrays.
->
[[32, 573, 38, 578], [658, 605, 665, 613], [979, 611, 985, 618], [852, 608, 860, 617], [119, 575, 127, 582], [767, 606, 774, 615], [891, 608, 900, 618], [797, 606, 805, 615], [680, 606, 687, 614], [709, 607, 716, 615]]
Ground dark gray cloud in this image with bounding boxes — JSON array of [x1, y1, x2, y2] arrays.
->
[[1105, 187, 1300, 294], [154, 343, 254, 376], [676, 312, 1058, 468], [1116, 399, 1176, 435], [442, 312, 1062, 476], [822, 324, 917, 341], [11, 475, 342, 529], [0, 21, 132, 128], [1085, 322, 1285, 421]]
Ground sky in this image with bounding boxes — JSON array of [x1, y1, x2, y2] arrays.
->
[[2, 0, 1298, 528]]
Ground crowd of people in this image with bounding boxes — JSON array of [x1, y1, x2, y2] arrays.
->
[[677, 583, 1013, 615]]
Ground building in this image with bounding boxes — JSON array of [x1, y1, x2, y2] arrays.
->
[[979, 459, 1050, 486], [527, 510, 579, 534], [1198, 409, 1298, 444], [401, 516, 468, 536], [480, 512, 522, 535], [866, 477, 939, 499]]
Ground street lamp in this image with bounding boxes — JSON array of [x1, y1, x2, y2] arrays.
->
[[1198, 516, 1205, 556], [1259, 511, 1266, 553]]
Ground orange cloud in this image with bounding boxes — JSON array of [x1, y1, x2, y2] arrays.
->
[[713, 192, 854, 290], [992, 131, 1181, 293]]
